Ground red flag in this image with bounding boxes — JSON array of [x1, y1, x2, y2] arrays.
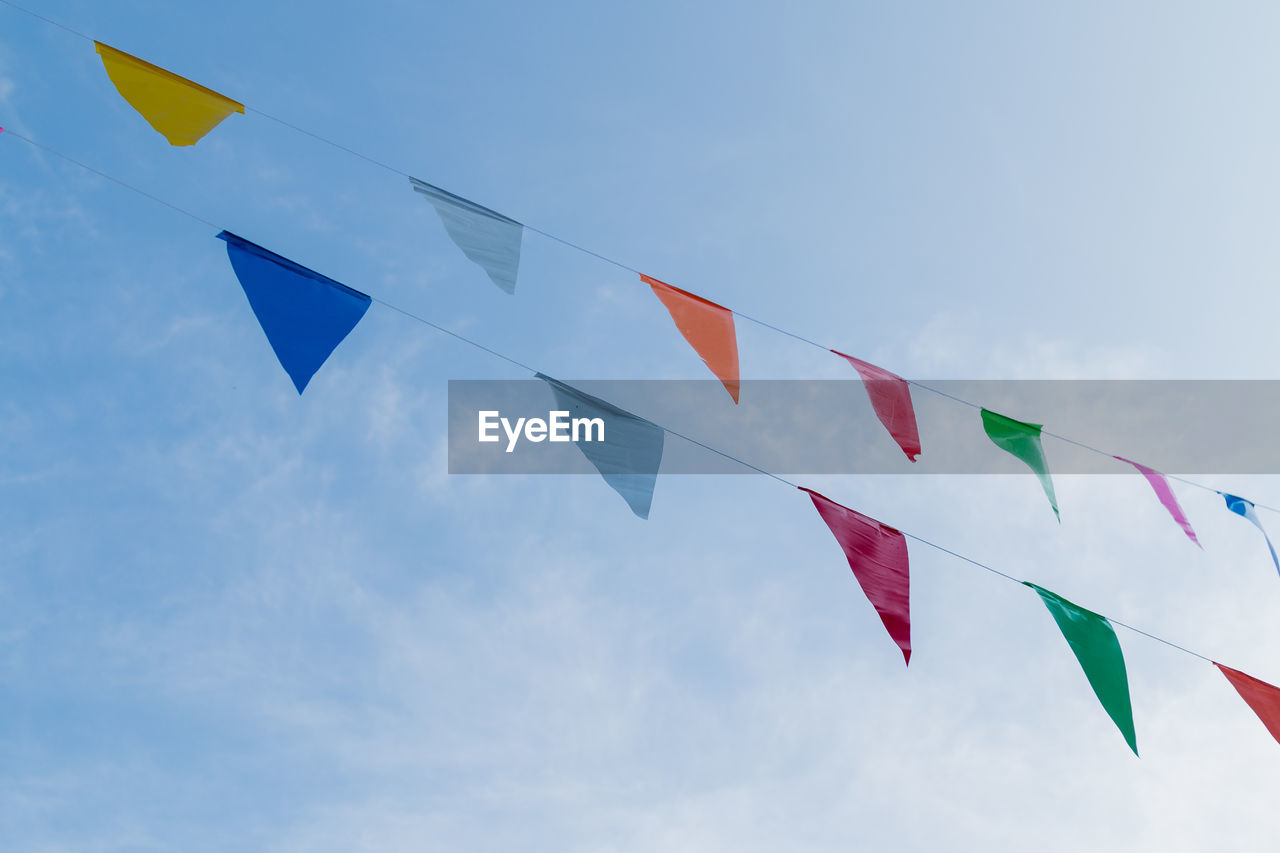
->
[[1216, 663, 1280, 745], [832, 351, 921, 461], [642, 274, 740, 403], [800, 487, 911, 664]]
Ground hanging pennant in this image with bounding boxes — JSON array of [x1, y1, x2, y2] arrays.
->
[[539, 375, 664, 519], [641, 274, 740, 403], [832, 351, 921, 461], [409, 177, 523, 294], [1114, 456, 1200, 547], [1222, 493, 1279, 575], [1216, 663, 1280, 746], [217, 232, 371, 394], [1025, 583, 1137, 755], [981, 409, 1059, 520], [800, 487, 911, 665], [94, 42, 243, 146]]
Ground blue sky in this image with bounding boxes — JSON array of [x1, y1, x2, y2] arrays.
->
[[4, 1, 1280, 850]]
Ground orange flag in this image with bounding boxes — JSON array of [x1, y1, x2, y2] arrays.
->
[[1216, 663, 1280, 745], [642, 274, 740, 403]]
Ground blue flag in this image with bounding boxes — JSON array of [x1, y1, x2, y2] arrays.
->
[[1223, 493, 1280, 576], [410, 177, 523, 294], [217, 232, 371, 394], [538, 375, 664, 519]]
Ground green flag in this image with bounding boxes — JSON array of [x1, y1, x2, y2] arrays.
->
[[1025, 582, 1138, 755], [981, 408, 1059, 520]]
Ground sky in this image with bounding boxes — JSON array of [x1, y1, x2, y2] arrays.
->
[[4, 1, 1280, 850]]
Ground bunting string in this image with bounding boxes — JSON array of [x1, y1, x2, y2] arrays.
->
[[11, 4, 1280, 750], [3, 0, 1279, 517], [0, 126, 1243, 684]]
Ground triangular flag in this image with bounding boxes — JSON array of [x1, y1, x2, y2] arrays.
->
[[981, 409, 1059, 520], [217, 232, 371, 394], [538, 375, 664, 519], [1216, 663, 1280, 746], [1223, 493, 1279, 575], [1025, 583, 1138, 755], [94, 42, 243, 146], [642, 274, 740, 403], [800, 487, 911, 665], [832, 351, 921, 461], [1115, 457, 1201, 547], [409, 177, 523, 294]]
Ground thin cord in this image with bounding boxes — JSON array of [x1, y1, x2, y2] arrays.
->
[[0, 127, 1238, 676], [3, 129, 220, 229], [663, 431, 799, 487], [1108, 617, 1213, 663], [0, 0, 92, 41], [5, 0, 1278, 516], [246, 107, 411, 179], [370, 297, 537, 375]]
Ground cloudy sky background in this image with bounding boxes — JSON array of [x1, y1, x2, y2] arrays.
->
[[4, 1, 1280, 850]]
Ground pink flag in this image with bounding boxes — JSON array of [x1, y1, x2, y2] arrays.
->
[[832, 351, 921, 461], [1216, 663, 1280, 746], [1115, 456, 1201, 547], [800, 487, 911, 664]]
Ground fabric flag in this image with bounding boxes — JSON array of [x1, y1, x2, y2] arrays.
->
[[642, 274, 740, 403], [832, 351, 921, 461], [1025, 582, 1137, 755], [217, 232, 371, 394], [409, 177, 523, 294], [1113, 457, 1201, 547], [981, 408, 1059, 520], [1222, 493, 1279, 575], [94, 42, 243, 146], [800, 487, 911, 665], [538, 375, 665, 519], [1216, 663, 1280, 746]]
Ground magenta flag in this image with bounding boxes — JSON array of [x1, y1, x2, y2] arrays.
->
[[832, 351, 921, 461], [800, 486, 911, 664], [1115, 456, 1201, 547]]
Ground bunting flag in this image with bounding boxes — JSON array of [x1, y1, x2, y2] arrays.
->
[[800, 487, 911, 664], [1115, 456, 1201, 547], [832, 351, 921, 461], [1216, 663, 1280, 746], [538, 375, 665, 519], [981, 409, 1059, 520], [409, 177, 523, 294], [1025, 583, 1138, 755], [1222, 493, 1279, 575], [94, 42, 243, 146], [642, 274, 740, 403], [217, 232, 371, 394]]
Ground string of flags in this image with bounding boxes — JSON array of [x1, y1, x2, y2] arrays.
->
[[68, 33, 1280, 539], [10, 129, 1280, 758], [4, 5, 1280, 756], [206, 211, 1280, 756]]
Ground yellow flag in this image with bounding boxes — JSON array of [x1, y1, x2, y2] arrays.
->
[[94, 42, 243, 146]]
